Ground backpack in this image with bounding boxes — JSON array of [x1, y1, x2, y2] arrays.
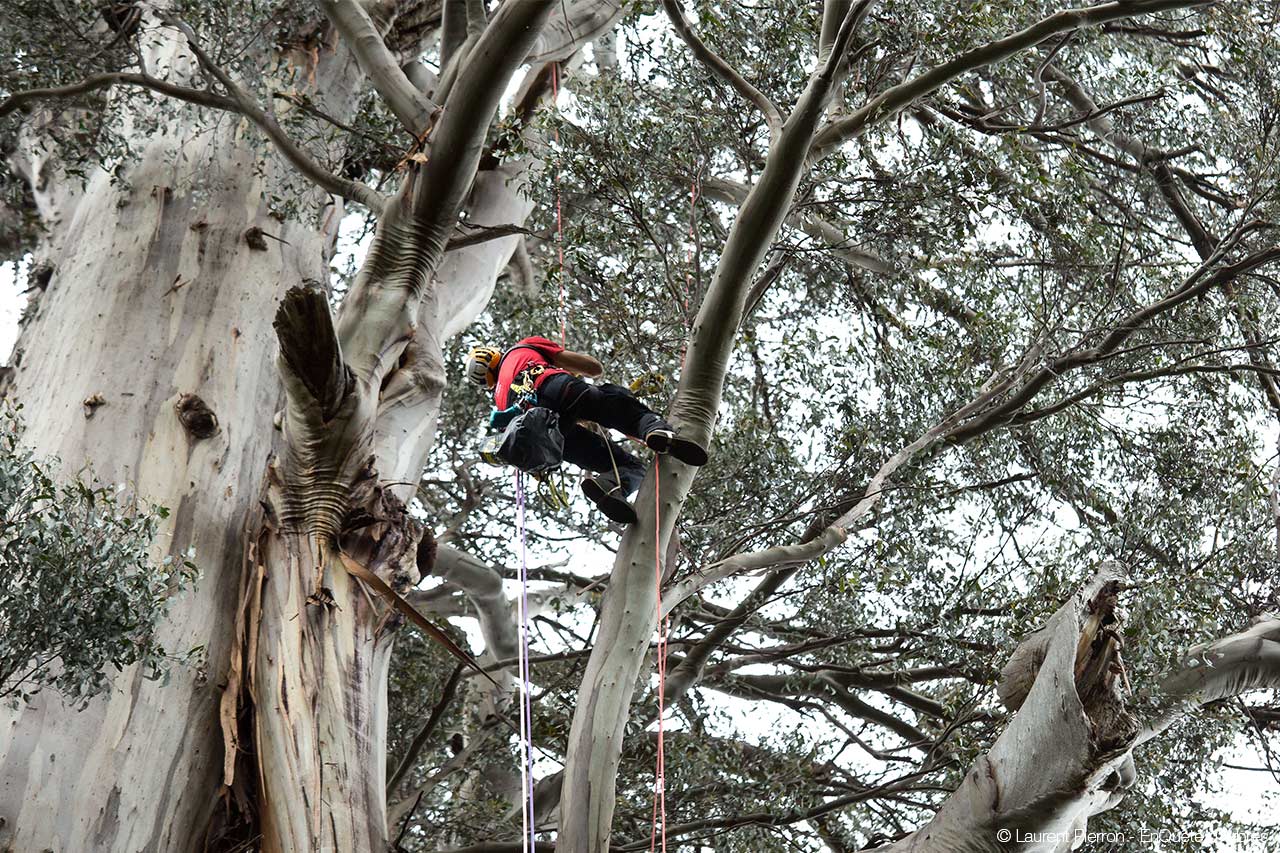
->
[[485, 406, 564, 474]]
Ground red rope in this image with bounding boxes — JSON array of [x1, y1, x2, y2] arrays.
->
[[551, 63, 567, 347], [650, 459, 668, 853]]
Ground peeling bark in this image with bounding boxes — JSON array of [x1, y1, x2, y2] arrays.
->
[[865, 566, 1280, 853]]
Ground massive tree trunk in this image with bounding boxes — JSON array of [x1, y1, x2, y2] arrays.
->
[[0, 124, 341, 852], [0, 3, 550, 848], [0, 16, 376, 845]]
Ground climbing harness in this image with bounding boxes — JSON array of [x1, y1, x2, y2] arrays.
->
[[515, 472, 537, 852]]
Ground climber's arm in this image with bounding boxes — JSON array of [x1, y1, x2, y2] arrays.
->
[[553, 349, 604, 377]]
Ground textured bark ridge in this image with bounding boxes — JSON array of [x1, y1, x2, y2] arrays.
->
[[222, 459, 422, 852], [213, 3, 562, 845]]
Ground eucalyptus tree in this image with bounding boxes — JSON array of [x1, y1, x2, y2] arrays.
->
[[3, 2, 1280, 853]]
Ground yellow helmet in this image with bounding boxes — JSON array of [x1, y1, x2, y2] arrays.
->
[[466, 346, 502, 388]]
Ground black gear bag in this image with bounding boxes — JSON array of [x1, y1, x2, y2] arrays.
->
[[487, 406, 564, 474]]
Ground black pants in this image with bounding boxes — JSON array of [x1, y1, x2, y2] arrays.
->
[[538, 375, 668, 495]]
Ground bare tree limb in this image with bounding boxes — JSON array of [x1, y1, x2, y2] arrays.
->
[[321, 0, 439, 136], [0, 72, 234, 119], [166, 20, 388, 213], [809, 0, 1213, 161], [660, 0, 784, 137]]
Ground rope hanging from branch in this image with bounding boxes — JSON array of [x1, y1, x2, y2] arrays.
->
[[551, 63, 568, 347], [515, 472, 537, 852], [650, 457, 669, 853]]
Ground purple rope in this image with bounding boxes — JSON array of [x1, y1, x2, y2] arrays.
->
[[515, 472, 536, 851]]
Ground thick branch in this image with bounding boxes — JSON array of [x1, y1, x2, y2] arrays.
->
[[321, 0, 439, 136], [2, 69, 381, 209], [1137, 617, 1280, 745], [273, 285, 351, 422], [660, 0, 784, 135], [672, 0, 866, 445], [947, 243, 1280, 441], [868, 569, 1280, 853], [429, 544, 520, 661], [0, 72, 234, 119], [336, 0, 555, 389]]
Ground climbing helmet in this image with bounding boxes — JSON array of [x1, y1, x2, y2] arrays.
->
[[466, 345, 502, 388]]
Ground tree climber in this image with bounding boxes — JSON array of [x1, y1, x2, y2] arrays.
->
[[467, 336, 708, 524]]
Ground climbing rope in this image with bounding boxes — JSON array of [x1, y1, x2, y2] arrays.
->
[[515, 472, 536, 852], [650, 458, 669, 853], [551, 63, 567, 347]]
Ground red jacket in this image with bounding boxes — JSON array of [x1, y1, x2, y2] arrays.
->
[[494, 336, 568, 409]]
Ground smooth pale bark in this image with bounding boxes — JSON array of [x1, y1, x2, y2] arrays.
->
[[0, 127, 344, 852], [0, 25, 367, 853], [0, 10, 403, 852], [0, 1, 602, 850], [866, 567, 1280, 853]]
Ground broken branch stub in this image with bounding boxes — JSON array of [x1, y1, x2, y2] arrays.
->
[[273, 283, 352, 422]]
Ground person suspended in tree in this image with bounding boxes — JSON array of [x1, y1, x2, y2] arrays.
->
[[466, 336, 708, 524]]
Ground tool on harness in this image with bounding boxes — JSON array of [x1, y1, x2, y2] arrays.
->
[[628, 371, 666, 397], [487, 364, 546, 431]]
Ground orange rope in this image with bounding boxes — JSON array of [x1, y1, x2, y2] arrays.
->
[[650, 459, 668, 853]]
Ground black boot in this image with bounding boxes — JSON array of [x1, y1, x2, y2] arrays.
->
[[643, 425, 709, 467], [581, 474, 638, 524]]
